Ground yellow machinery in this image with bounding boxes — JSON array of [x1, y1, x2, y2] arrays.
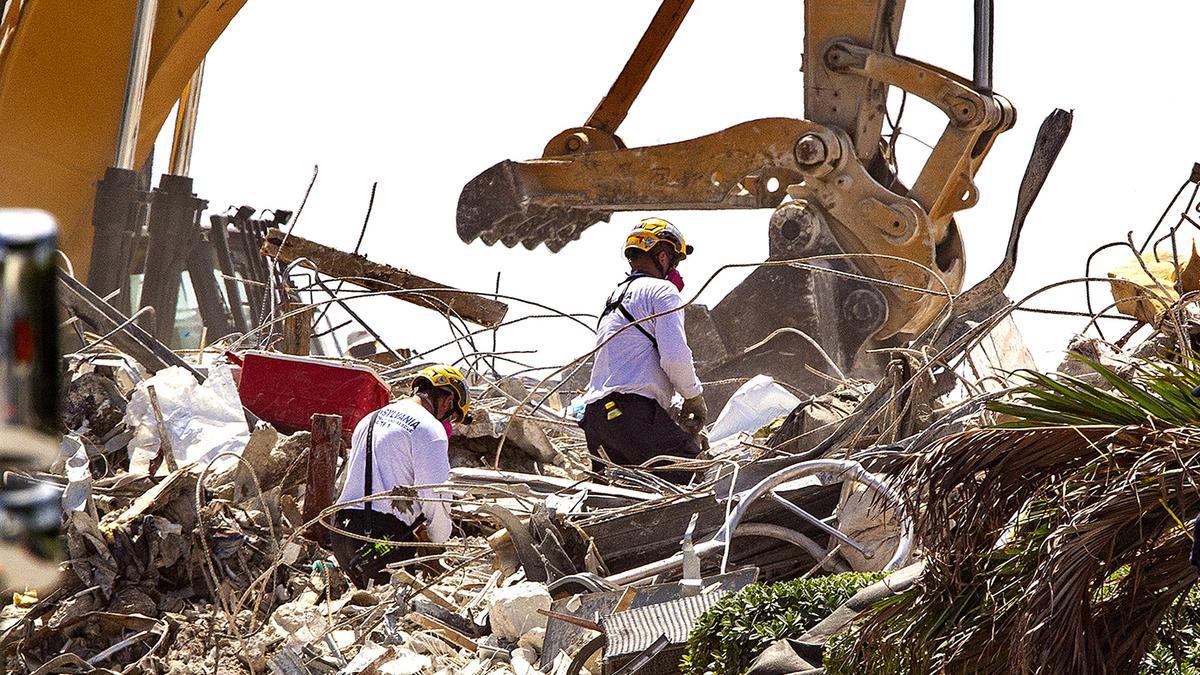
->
[[0, 0, 244, 282], [457, 0, 1016, 396], [0, 0, 1019, 397]]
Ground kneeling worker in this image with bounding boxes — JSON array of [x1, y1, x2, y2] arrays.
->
[[579, 217, 707, 482], [329, 365, 470, 587]]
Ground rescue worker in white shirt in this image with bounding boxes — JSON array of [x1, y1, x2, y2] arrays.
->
[[579, 218, 707, 483], [329, 365, 470, 587]]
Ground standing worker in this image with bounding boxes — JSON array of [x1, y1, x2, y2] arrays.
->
[[329, 365, 470, 587], [579, 217, 708, 483]]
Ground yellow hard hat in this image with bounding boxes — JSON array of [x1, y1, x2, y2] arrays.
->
[[412, 365, 471, 422], [624, 217, 693, 260]]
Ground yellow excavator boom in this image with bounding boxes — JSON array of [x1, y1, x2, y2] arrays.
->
[[0, 0, 245, 280]]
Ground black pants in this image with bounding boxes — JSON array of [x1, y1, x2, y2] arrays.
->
[[329, 508, 419, 588], [579, 392, 700, 484]]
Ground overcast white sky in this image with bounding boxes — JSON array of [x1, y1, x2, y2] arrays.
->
[[153, 1, 1200, 375]]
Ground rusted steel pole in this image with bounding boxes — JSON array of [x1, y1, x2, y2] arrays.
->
[[586, 0, 694, 134], [261, 228, 509, 328], [304, 413, 342, 543]]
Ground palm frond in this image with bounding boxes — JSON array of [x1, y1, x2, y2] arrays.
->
[[992, 354, 1200, 428], [842, 353, 1200, 674]]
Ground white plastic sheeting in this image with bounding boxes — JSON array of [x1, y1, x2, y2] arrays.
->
[[61, 437, 95, 516], [706, 374, 801, 444], [125, 365, 249, 475]]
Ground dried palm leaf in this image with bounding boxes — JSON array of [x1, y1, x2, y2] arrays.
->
[[844, 355, 1200, 674]]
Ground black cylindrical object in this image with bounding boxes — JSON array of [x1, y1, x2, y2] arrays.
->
[[973, 0, 994, 93], [0, 210, 59, 437]]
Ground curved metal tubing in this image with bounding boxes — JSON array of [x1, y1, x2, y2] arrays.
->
[[605, 459, 912, 586]]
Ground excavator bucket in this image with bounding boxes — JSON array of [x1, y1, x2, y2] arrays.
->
[[457, 160, 613, 253], [683, 201, 888, 409]]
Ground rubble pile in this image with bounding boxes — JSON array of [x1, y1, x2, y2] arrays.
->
[[16, 161, 1200, 673], [1, 334, 609, 673], [7, 240, 1026, 674]]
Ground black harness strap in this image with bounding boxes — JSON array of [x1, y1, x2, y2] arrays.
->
[[362, 410, 380, 531], [600, 275, 658, 349]]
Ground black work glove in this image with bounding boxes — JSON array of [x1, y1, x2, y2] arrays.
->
[[679, 394, 708, 436]]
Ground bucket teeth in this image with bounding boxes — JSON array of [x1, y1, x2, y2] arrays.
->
[[457, 161, 612, 252], [457, 161, 520, 244]]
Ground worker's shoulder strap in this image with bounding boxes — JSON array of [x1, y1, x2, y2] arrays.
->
[[362, 410, 381, 523], [599, 274, 659, 349]]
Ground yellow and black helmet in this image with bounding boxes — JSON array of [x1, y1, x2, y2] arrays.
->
[[412, 365, 471, 422], [624, 217, 693, 260]]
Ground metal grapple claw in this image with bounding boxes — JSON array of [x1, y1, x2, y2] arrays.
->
[[457, 160, 614, 252]]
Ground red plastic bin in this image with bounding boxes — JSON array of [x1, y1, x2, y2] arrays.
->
[[231, 351, 390, 441]]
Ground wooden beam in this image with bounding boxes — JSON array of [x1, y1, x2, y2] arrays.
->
[[406, 612, 477, 652], [303, 414, 342, 543], [391, 568, 459, 614], [261, 228, 508, 328], [279, 297, 313, 356]]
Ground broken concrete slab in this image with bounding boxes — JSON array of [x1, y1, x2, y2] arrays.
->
[[487, 582, 552, 640], [1107, 244, 1200, 323]]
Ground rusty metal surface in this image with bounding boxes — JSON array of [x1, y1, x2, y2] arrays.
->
[[686, 201, 886, 409], [262, 228, 509, 328], [304, 414, 341, 543], [458, 118, 818, 252]]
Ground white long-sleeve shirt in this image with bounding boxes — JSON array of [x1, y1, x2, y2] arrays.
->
[[583, 274, 703, 411], [335, 398, 452, 543]]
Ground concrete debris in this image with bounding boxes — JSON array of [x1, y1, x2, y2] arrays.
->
[[269, 599, 328, 644], [16, 314, 937, 672], [955, 313, 1038, 393], [487, 582, 553, 640], [832, 482, 901, 572], [766, 381, 870, 456], [62, 371, 127, 438], [29, 183, 1200, 675], [519, 626, 546, 652], [1056, 335, 1138, 384]]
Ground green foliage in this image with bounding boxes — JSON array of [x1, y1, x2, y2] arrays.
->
[[822, 628, 861, 675], [1140, 583, 1200, 674], [988, 354, 1200, 428], [681, 572, 884, 675]]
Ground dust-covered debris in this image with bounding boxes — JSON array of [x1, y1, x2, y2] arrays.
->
[[25, 155, 1200, 675]]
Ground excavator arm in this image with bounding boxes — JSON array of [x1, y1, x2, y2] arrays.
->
[[0, 0, 246, 281], [457, 0, 1015, 401]]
